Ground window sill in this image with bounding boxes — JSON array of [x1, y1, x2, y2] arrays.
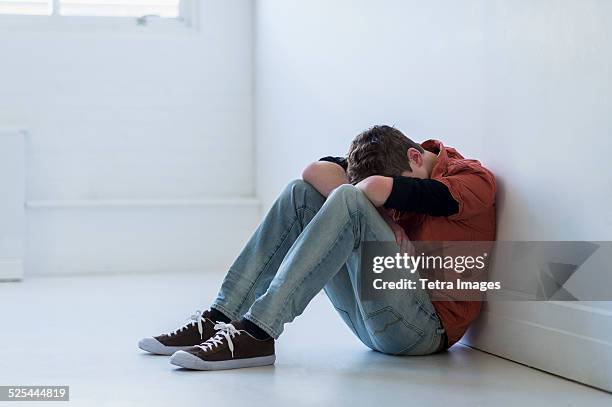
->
[[0, 13, 198, 35]]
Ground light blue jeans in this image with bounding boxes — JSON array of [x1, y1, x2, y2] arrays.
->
[[212, 180, 445, 355]]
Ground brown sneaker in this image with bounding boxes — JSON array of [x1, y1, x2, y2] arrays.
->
[[169, 321, 275, 370], [138, 310, 217, 355]]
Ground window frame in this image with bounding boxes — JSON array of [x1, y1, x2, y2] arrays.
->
[[0, 0, 198, 33]]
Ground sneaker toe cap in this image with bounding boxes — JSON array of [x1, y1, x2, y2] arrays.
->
[[170, 350, 205, 369], [138, 337, 172, 355]]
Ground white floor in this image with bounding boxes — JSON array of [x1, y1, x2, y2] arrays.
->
[[1, 271, 610, 407]]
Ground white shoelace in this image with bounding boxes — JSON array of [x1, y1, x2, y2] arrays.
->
[[196, 322, 241, 358], [167, 310, 206, 340]]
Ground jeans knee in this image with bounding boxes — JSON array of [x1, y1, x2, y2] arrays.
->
[[331, 183, 358, 196], [280, 179, 324, 210], [285, 178, 311, 192], [328, 183, 364, 206], [282, 179, 312, 198]]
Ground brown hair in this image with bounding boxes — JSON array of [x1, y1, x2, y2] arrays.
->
[[346, 125, 423, 184]]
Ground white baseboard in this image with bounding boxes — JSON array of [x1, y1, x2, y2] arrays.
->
[[26, 197, 260, 209], [25, 198, 261, 276], [462, 302, 612, 392], [0, 258, 23, 281]]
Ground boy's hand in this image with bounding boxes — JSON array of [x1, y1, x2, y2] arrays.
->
[[377, 208, 413, 255]]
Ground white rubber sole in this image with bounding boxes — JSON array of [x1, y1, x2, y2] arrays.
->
[[138, 337, 193, 356], [169, 350, 276, 371]]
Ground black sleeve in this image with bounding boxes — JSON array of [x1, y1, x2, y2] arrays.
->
[[319, 156, 348, 171], [383, 176, 459, 217]]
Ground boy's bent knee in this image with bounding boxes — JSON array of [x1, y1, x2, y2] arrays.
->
[[280, 179, 325, 209], [283, 179, 315, 195], [328, 184, 367, 205], [329, 183, 358, 197]]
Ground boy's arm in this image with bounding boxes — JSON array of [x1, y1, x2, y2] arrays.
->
[[355, 176, 394, 206], [302, 158, 349, 197], [357, 175, 459, 216]]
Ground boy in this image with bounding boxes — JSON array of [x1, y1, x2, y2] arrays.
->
[[139, 125, 496, 370]]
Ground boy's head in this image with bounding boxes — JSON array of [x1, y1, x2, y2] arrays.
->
[[346, 125, 426, 184]]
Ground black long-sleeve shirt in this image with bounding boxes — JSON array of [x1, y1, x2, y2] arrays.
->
[[319, 156, 458, 217]]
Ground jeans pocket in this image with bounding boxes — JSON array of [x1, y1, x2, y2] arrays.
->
[[365, 306, 425, 355]]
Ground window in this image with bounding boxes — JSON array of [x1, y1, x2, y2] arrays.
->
[[0, 1, 50, 15], [0, 0, 181, 18]]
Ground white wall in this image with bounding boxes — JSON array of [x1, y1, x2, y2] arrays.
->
[[0, 128, 25, 280], [0, 0, 258, 275], [1, 0, 254, 200], [255, 0, 487, 208], [255, 0, 612, 391]]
